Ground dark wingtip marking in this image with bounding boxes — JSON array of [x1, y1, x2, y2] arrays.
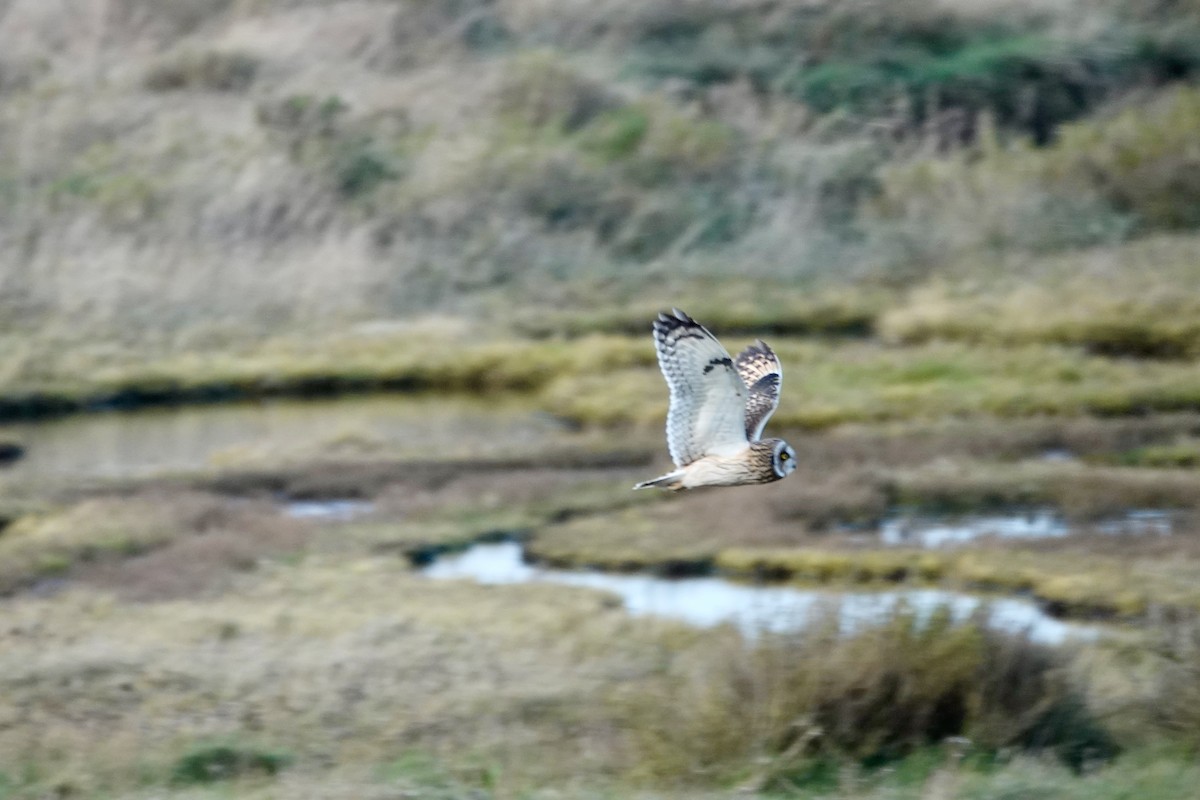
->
[[750, 373, 779, 391], [653, 309, 705, 338], [702, 356, 733, 374]]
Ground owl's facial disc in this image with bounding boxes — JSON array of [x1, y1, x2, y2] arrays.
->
[[773, 441, 798, 478]]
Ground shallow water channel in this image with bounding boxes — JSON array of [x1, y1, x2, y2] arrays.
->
[[0, 400, 1157, 646], [422, 541, 1097, 645], [0, 396, 584, 480], [880, 509, 1172, 547]]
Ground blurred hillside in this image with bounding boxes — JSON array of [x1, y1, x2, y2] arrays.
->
[[2, 0, 1200, 350]]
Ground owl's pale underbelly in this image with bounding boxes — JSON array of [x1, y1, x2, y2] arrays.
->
[[681, 452, 776, 488]]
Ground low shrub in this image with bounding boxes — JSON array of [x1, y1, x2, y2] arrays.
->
[[874, 86, 1200, 263], [1048, 85, 1200, 230]]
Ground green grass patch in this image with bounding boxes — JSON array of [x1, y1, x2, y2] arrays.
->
[[1109, 439, 1200, 469], [714, 543, 1200, 621], [170, 743, 291, 785], [543, 339, 1200, 429], [0, 330, 653, 421]]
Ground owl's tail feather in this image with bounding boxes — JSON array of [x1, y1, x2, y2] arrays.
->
[[633, 470, 685, 491]]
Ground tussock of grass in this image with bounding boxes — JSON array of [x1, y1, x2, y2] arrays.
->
[[619, 612, 1110, 784]]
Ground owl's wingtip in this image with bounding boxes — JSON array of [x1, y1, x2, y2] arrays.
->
[[653, 308, 697, 331]]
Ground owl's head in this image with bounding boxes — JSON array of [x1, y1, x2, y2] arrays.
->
[[772, 439, 798, 479]]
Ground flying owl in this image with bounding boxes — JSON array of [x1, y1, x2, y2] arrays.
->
[[634, 309, 797, 491]]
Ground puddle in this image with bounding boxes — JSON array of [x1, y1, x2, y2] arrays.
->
[[283, 499, 375, 520], [1097, 510, 1172, 536], [880, 510, 1172, 548], [421, 542, 1096, 645], [880, 512, 1068, 548]]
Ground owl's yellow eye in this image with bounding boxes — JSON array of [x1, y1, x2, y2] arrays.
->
[[780, 452, 790, 461]]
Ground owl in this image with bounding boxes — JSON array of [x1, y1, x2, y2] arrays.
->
[[634, 309, 797, 491]]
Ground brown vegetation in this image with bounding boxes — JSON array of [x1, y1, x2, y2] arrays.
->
[[0, 491, 307, 597]]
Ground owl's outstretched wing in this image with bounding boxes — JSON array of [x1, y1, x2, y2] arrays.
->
[[735, 340, 782, 441], [653, 309, 750, 467]]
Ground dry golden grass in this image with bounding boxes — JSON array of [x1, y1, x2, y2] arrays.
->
[[0, 552, 697, 794], [880, 234, 1200, 358], [0, 535, 1131, 798]]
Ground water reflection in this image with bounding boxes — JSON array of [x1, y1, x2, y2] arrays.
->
[[880, 510, 1172, 548], [283, 499, 375, 520], [880, 512, 1068, 548], [0, 396, 579, 479], [422, 542, 1096, 645]]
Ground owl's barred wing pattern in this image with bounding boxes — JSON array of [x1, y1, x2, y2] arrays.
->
[[653, 310, 750, 467], [735, 340, 783, 440]]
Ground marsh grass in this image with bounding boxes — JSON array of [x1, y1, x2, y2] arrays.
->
[[0, 491, 307, 598], [506, 453, 1200, 620], [0, 329, 651, 420], [1109, 438, 1200, 469], [5, 0, 1200, 794], [543, 339, 1200, 429], [880, 235, 1200, 358], [11, 325, 1200, 430], [0, 546, 1127, 798], [617, 612, 1111, 786], [1, 454, 1200, 796], [715, 545, 1197, 621], [889, 462, 1200, 517]]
